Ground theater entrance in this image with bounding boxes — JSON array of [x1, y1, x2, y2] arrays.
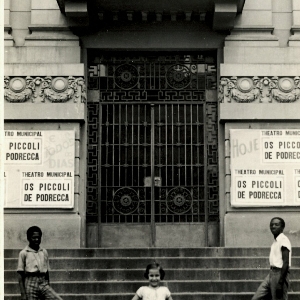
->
[[86, 52, 219, 247]]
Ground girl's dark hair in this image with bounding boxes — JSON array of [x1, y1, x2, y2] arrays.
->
[[27, 226, 42, 240], [271, 217, 285, 229], [144, 263, 165, 280]]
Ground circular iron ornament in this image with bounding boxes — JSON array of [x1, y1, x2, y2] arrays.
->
[[166, 64, 191, 90], [52, 77, 68, 93], [114, 64, 139, 90], [237, 78, 253, 93], [113, 187, 139, 215], [278, 77, 294, 93], [166, 187, 192, 214], [9, 77, 26, 93]]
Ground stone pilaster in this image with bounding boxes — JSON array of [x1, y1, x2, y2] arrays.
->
[[25, 0, 80, 47], [225, 0, 278, 48], [4, 0, 13, 46], [289, 0, 300, 46]]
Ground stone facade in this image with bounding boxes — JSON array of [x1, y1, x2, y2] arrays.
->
[[4, 0, 300, 248], [4, 0, 86, 249], [221, 0, 300, 247]]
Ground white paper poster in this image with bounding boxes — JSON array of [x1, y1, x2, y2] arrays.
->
[[230, 129, 300, 207], [4, 130, 75, 208]]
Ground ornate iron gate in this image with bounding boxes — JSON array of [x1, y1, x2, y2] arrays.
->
[[87, 52, 219, 246]]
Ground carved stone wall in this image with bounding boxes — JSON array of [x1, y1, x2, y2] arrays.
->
[[219, 76, 300, 103], [4, 76, 86, 103]]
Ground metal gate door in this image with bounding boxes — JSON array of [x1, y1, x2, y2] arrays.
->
[[99, 103, 206, 245], [86, 52, 219, 247]]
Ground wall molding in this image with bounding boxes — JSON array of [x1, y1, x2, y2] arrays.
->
[[4, 76, 86, 103], [219, 76, 300, 103]]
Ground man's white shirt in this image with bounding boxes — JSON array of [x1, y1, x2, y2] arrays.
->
[[269, 233, 292, 268]]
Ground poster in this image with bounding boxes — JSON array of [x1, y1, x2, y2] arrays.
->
[[231, 129, 300, 207], [4, 130, 74, 208]]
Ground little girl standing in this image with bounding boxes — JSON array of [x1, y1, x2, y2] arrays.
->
[[132, 263, 173, 300]]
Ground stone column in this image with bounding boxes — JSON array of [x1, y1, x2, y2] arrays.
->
[[289, 0, 300, 46], [4, 0, 13, 45]]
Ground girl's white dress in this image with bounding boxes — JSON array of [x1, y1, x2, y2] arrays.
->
[[136, 286, 171, 300]]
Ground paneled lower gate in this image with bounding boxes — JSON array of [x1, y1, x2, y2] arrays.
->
[[87, 52, 219, 247]]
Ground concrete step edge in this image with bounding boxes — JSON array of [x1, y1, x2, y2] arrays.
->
[[5, 247, 300, 258], [6, 247, 300, 250], [5, 279, 300, 283], [4, 256, 277, 258], [5, 267, 300, 271], [5, 292, 300, 295]]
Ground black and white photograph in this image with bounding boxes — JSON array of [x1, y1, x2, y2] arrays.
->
[[2, 0, 300, 299]]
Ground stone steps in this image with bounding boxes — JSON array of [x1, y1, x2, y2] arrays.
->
[[6, 268, 300, 281], [6, 247, 300, 258], [4, 280, 300, 293], [7, 257, 300, 269], [4, 293, 300, 300], [5, 247, 300, 299]]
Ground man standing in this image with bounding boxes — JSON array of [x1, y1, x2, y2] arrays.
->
[[252, 217, 291, 300]]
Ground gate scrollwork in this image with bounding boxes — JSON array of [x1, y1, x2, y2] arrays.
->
[[113, 187, 140, 215], [166, 187, 192, 214], [166, 64, 191, 90], [114, 64, 139, 90]]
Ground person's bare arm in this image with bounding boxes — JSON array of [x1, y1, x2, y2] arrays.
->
[[45, 271, 50, 283], [131, 294, 141, 300], [17, 272, 27, 300]]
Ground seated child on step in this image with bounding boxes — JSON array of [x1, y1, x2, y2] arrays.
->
[[132, 263, 173, 300], [17, 226, 63, 300]]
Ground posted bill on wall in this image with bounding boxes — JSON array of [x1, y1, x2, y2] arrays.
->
[[4, 130, 75, 208], [230, 129, 300, 207]]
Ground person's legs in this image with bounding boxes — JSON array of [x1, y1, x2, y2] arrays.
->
[[284, 273, 290, 300], [39, 279, 63, 300], [25, 277, 40, 300], [270, 270, 289, 300], [252, 273, 272, 300]]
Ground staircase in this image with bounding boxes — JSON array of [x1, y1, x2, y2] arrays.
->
[[4, 248, 300, 299]]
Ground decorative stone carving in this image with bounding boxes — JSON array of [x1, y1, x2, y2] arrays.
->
[[77, 77, 87, 103], [265, 76, 300, 103], [219, 76, 262, 103], [4, 76, 38, 103], [218, 78, 226, 102], [41, 76, 86, 103], [4, 76, 86, 103], [219, 76, 300, 103]]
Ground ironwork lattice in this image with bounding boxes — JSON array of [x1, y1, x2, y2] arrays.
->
[[86, 52, 218, 223]]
